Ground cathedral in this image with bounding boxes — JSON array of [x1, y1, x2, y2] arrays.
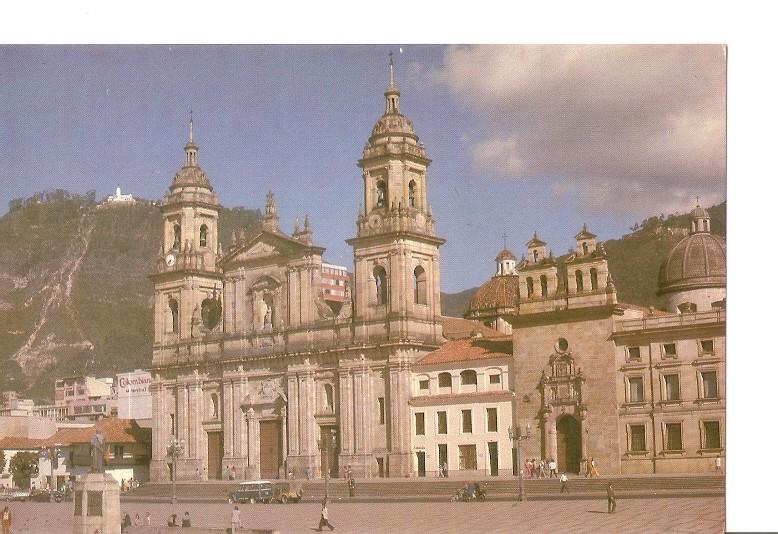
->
[[149, 58, 445, 481], [149, 57, 726, 482]]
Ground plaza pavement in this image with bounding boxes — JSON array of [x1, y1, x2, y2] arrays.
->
[[5, 495, 724, 533]]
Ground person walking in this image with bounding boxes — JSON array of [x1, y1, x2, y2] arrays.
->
[[715, 454, 722, 472], [121, 513, 132, 533], [182, 511, 192, 527], [607, 482, 616, 513], [145, 512, 152, 526], [549, 458, 557, 478], [348, 476, 356, 498], [317, 498, 335, 531], [2, 506, 12, 534], [560, 472, 570, 494], [590, 457, 600, 477], [231, 506, 242, 533]]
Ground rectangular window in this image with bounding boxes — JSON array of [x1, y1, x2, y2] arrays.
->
[[627, 346, 641, 361], [487, 408, 498, 432], [665, 423, 683, 451], [701, 371, 718, 399], [662, 343, 677, 357], [437, 411, 447, 434], [703, 421, 721, 449], [700, 339, 714, 353], [462, 409, 473, 433], [415, 412, 425, 436], [629, 425, 647, 452], [378, 397, 385, 425], [628, 377, 644, 403], [663, 374, 680, 401], [419, 379, 430, 391], [458, 444, 477, 470], [489, 374, 501, 385]]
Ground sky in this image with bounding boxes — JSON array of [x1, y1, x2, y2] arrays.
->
[[0, 45, 726, 293]]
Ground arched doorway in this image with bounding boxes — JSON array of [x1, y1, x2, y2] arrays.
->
[[556, 415, 582, 474]]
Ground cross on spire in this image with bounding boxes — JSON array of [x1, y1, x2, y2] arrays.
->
[[502, 233, 508, 250], [188, 110, 194, 143]]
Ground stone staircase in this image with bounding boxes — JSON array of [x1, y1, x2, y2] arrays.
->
[[125, 474, 724, 502]]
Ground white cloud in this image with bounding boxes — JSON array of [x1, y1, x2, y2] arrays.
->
[[431, 45, 726, 214]]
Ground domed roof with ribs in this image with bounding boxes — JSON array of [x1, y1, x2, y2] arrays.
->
[[466, 275, 521, 316], [658, 232, 726, 294], [495, 248, 517, 262]]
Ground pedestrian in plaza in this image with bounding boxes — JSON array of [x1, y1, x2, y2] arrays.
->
[[2, 506, 12, 534], [317, 498, 335, 531], [348, 476, 356, 497], [145, 511, 152, 526], [121, 513, 132, 533], [559, 472, 570, 494], [715, 454, 722, 472], [230, 465, 237, 480], [443, 462, 448, 477], [306, 466, 312, 480], [133, 513, 141, 526], [590, 458, 599, 477], [606, 482, 616, 513], [549, 458, 557, 478], [167, 514, 178, 527], [182, 511, 192, 527], [438, 463, 444, 478], [231, 506, 242, 532], [346, 465, 352, 481], [540, 459, 548, 479]]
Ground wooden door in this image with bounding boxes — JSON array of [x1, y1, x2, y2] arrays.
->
[[207, 432, 223, 480], [259, 420, 281, 479]]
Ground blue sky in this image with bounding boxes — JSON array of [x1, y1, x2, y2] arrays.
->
[[0, 45, 725, 293]]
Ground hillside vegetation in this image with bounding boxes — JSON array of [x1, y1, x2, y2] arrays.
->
[[0, 192, 724, 399]]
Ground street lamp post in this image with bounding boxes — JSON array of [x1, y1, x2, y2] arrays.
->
[[508, 423, 531, 502], [38, 444, 61, 501], [167, 438, 185, 513], [317, 428, 337, 500]]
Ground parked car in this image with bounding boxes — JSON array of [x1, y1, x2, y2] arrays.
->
[[5, 488, 31, 502], [272, 481, 303, 504], [227, 480, 273, 504], [30, 489, 64, 503]]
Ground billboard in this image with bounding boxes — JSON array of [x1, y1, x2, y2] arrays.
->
[[116, 370, 152, 419]]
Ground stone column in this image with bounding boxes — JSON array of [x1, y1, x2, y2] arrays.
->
[[338, 368, 354, 456], [223, 380, 234, 457], [246, 408, 259, 479], [388, 355, 412, 477], [190, 378, 203, 478], [288, 374, 299, 455]]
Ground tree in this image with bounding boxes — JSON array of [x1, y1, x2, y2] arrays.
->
[[0, 449, 5, 473], [9, 451, 39, 490]]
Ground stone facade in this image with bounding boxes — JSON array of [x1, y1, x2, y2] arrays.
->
[[149, 60, 446, 482]]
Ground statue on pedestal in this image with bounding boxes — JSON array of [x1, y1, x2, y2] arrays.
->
[[90, 431, 106, 473]]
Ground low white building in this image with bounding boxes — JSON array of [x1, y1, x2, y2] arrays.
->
[[410, 323, 514, 478]]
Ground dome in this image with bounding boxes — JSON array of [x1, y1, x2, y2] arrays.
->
[[370, 112, 418, 140], [466, 275, 521, 316], [495, 248, 517, 262], [170, 163, 213, 191], [690, 205, 710, 219], [658, 232, 726, 294]]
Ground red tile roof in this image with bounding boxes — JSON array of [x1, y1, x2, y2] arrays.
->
[[0, 436, 48, 449], [441, 316, 503, 340], [466, 276, 521, 315], [43, 418, 150, 447], [415, 336, 512, 367]]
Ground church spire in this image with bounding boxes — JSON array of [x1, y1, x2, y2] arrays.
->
[[184, 111, 198, 167], [384, 52, 400, 115]]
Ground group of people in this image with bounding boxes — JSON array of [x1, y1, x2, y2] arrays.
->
[[581, 457, 600, 478], [119, 478, 140, 492], [523, 458, 558, 479], [437, 462, 449, 477], [120, 511, 153, 532]]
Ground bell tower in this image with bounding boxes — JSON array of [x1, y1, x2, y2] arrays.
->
[[347, 55, 445, 344], [150, 114, 223, 347]]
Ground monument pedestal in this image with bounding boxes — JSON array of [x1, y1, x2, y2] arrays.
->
[[72, 473, 120, 534]]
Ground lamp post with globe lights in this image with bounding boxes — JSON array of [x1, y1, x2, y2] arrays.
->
[[508, 423, 531, 502]]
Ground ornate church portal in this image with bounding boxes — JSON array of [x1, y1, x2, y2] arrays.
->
[[149, 58, 445, 482]]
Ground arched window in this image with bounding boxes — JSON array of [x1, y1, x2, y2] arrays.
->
[[704, 220, 709, 232], [533, 249, 539, 262], [575, 270, 584, 292], [408, 180, 416, 208], [438, 372, 452, 388], [376, 181, 387, 208], [173, 224, 181, 251], [460, 370, 477, 386], [201, 298, 222, 330], [374, 266, 388, 305], [210, 393, 219, 419], [199, 224, 208, 247], [168, 298, 179, 334], [526, 277, 534, 298], [540, 275, 548, 297], [324, 384, 334, 412], [414, 265, 427, 305], [590, 268, 598, 290], [583, 242, 589, 255]]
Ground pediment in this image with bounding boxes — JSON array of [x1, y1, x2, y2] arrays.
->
[[220, 230, 321, 267]]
